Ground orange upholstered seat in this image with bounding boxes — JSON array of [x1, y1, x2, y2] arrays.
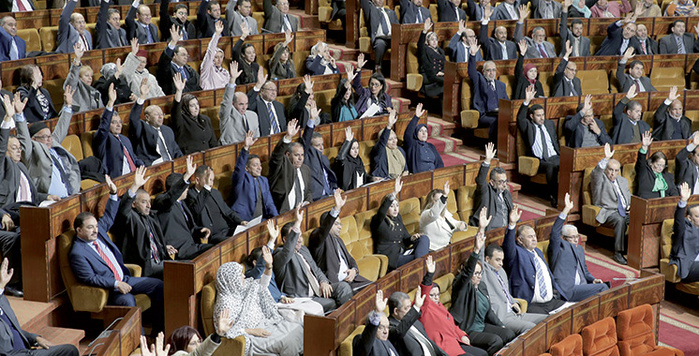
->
[[550, 334, 583, 356], [616, 304, 684, 356], [582, 317, 620, 356]]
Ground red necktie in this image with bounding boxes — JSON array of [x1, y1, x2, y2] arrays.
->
[[538, 44, 548, 58], [641, 41, 647, 54], [93, 242, 121, 281], [16, 0, 26, 11], [118, 137, 137, 172], [635, 79, 641, 93]]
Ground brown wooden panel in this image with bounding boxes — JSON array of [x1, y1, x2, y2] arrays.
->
[[545, 310, 572, 349], [398, 258, 425, 292], [366, 179, 395, 210], [401, 171, 433, 204], [306, 314, 344, 356], [295, 30, 326, 53], [375, 270, 401, 300], [571, 296, 601, 334], [521, 322, 548, 356], [1, 57, 35, 86], [203, 144, 239, 175], [628, 273, 665, 307], [352, 284, 378, 327], [219, 234, 248, 267], [599, 284, 630, 319]]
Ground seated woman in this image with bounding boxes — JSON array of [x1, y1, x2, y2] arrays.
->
[[371, 177, 430, 270], [513, 39, 545, 100], [200, 21, 230, 90], [286, 75, 319, 128], [333, 127, 375, 191], [353, 53, 393, 117], [269, 32, 297, 80], [370, 109, 408, 179], [161, 307, 233, 356], [214, 258, 304, 356], [635, 131, 678, 199], [418, 19, 446, 98], [16, 64, 57, 123], [404, 103, 444, 173], [232, 21, 259, 85], [93, 62, 133, 106], [569, 0, 592, 17], [331, 72, 358, 122], [450, 211, 515, 356], [306, 40, 339, 76], [172, 73, 219, 154], [420, 181, 468, 251], [590, 0, 631, 17], [419, 255, 488, 356], [64, 43, 104, 113]]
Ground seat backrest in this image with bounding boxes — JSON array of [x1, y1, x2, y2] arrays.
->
[[407, 43, 419, 75], [621, 163, 635, 194], [359, 140, 374, 173], [650, 65, 685, 92], [339, 325, 365, 356], [537, 240, 550, 265], [616, 304, 654, 341], [16, 29, 41, 52], [420, 191, 458, 218], [578, 69, 610, 95], [82, 130, 95, 159], [201, 280, 217, 336], [399, 197, 421, 234], [58, 231, 108, 313], [434, 272, 455, 309], [582, 167, 595, 205], [499, 74, 515, 99], [660, 218, 674, 260], [550, 333, 583, 356], [355, 208, 379, 256], [456, 184, 477, 222], [58, 231, 78, 307], [62, 134, 84, 161], [39, 26, 58, 53], [582, 317, 620, 356]]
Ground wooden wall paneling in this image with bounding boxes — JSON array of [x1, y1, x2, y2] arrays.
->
[[14, 9, 52, 29], [627, 272, 665, 308], [599, 284, 630, 319], [217, 234, 248, 270], [401, 171, 433, 204], [202, 143, 239, 176], [295, 29, 327, 53], [628, 196, 684, 269], [0, 57, 35, 86], [351, 284, 378, 333], [500, 338, 524, 356], [141, 161, 173, 195], [571, 296, 601, 335], [398, 258, 425, 293], [375, 270, 401, 302], [305, 312, 347, 355], [652, 16, 682, 37], [430, 247, 451, 279], [521, 322, 548, 356], [497, 98, 521, 163], [442, 61, 462, 122], [544, 310, 572, 350], [365, 179, 395, 210]]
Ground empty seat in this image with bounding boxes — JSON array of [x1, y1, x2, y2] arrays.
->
[[549, 334, 583, 356], [616, 304, 684, 356], [581, 317, 620, 356], [650, 67, 685, 92]]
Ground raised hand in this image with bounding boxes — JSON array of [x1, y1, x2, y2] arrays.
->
[[215, 308, 234, 336], [668, 86, 680, 101], [130, 38, 139, 55], [334, 188, 347, 210], [133, 166, 151, 189], [284, 30, 294, 46], [64, 85, 76, 108], [484, 142, 496, 163], [375, 289, 387, 313], [262, 246, 273, 266], [345, 126, 354, 142], [286, 118, 300, 138], [255, 66, 268, 88], [240, 20, 250, 40], [641, 130, 653, 150], [394, 176, 403, 195], [478, 206, 491, 231], [310, 105, 321, 120], [169, 24, 182, 45], [692, 131, 699, 146], [139, 78, 151, 99], [0, 258, 14, 289], [229, 60, 242, 84], [564, 0, 572, 9], [294, 203, 304, 225], [387, 107, 397, 129], [73, 42, 84, 62], [414, 283, 426, 308], [425, 255, 435, 273], [415, 103, 425, 118], [1, 95, 12, 119], [346, 64, 357, 83], [357, 53, 367, 69], [444, 180, 450, 197], [474, 230, 486, 252], [302, 74, 314, 95], [564, 40, 573, 58], [244, 130, 257, 150], [468, 40, 481, 57], [105, 175, 118, 195], [509, 204, 522, 226], [517, 38, 527, 55], [622, 47, 635, 62], [484, 4, 493, 20], [173, 72, 186, 93], [107, 83, 117, 107], [583, 94, 592, 113], [184, 155, 196, 182], [524, 84, 536, 103], [458, 19, 467, 34], [423, 17, 432, 33], [604, 143, 615, 160], [215, 19, 224, 35], [626, 83, 637, 100], [680, 182, 691, 202], [518, 4, 530, 21], [12, 92, 27, 116], [562, 192, 574, 214]]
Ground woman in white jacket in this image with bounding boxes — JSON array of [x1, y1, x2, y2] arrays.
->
[[420, 181, 469, 251]]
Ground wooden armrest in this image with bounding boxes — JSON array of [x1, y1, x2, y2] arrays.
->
[[518, 156, 540, 177]]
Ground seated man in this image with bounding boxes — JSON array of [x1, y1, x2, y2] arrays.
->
[[551, 43, 582, 97], [468, 46, 508, 144], [219, 66, 261, 146], [658, 20, 699, 54], [670, 182, 699, 282], [387, 289, 447, 356], [56, 0, 91, 53], [353, 290, 400, 356], [197, 0, 229, 38], [273, 206, 353, 313], [503, 205, 569, 314], [559, 0, 590, 57], [125, 0, 159, 45], [226, 0, 259, 37], [186, 165, 245, 244], [360, 0, 398, 73], [610, 86, 651, 144], [652, 86, 692, 141], [95, 0, 128, 49], [156, 26, 202, 95], [153, 157, 214, 260], [636, 24, 658, 55], [616, 48, 656, 93], [128, 79, 183, 166], [595, 11, 643, 56], [247, 68, 287, 136], [517, 86, 560, 207], [490, 0, 520, 20], [113, 167, 174, 279], [268, 119, 312, 213], [470, 143, 512, 231], [309, 190, 371, 291], [521, 27, 556, 59], [529, 0, 561, 18], [263, 0, 298, 33], [638, 0, 662, 17], [302, 108, 338, 201], [676, 133, 699, 193], [548, 195, 609, 301], [69, 176, 164, 330], [478, 6, 523, 61], [0, 16, 26, 61], [448, 20, 483, 63], [231, 132, 278, 222], [92, 86, 145, 178], [564, 95, 612, 148], [160, 0, 196, 42], [400, 0, 431, 24]]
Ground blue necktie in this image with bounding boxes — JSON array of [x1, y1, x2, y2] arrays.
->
[[9, 38, 18, 60], [268, 102, 279, 134], [0, 308, 25, 351], [615, 183, 626, 217], [532, 252, 548, 300]]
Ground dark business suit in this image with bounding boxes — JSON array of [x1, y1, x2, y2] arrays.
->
[[247, 88, 288, 137], [635, 149, 679, 199], [16, 86, 57, 123], [399, 0, 431, 24], [675, 145, 699, 191], [125, 5, 159, 44], [0, 27, 26, 62], [448, 33, 483, 63], [610, 98, 651, 144], [470, 163, 513, 230], [153, 178, 213, 260], [92, 108, 145, 178], [196, 0, 229, 38], [479, 21, 521, 61], [670, 201, 699, 282], [128, 102, 183, 166], [437, 0, 467, 21], [652, 102, 692, 141], [185, 186, 243, 244], [156, 47, 202, 96], [637, 37, 658, 55], [529, 0, 562, 18], [231, 148, 278, 221], [302, 123, 338, 201], [466, 0, 486, 21], [616, 61, 656, 93], [516, 102, 560, 196], [353, 312, 399, 356], [559, 12, 591, 57], [388, 308, 447, 356], [564, 113, 612, 148], [268, 137, 312, 213], [468, 53, 508, 143], [160, 0, 196, 41], [0, 0, 34, 12], [263, 0, 298, 32], [551, 58, 582, 97], [595, 21, 642, 56], [56, 0, 92, 53], [305, 55, 340, 76], [491, 0, 521, 20], [658, 33, 699, 54], [95, 0, 128, 49], [360, 0, 398, 65]]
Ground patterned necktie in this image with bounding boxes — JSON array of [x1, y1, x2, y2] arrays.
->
[[676, 35, 686, 54], [50, 150, 73, 195], [532, 253, 548, 299], [268, 102, 280, 134], [635, 79, 641, 93], [539, 125, 550, 159], [416, 8, 423, 23], [641, 40, 647, 54], [9, 38, 18, 60], [615, 181, 626, 217], [93, 241, 121, 281], [146, 220, 161, 264], [496, 272, 515, 306], [118, 137, 137, 172], [15, 0, 26, 11], [538, 43, 548, 58]]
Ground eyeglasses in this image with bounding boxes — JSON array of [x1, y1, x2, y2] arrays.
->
[[473, 271, 483, 277], [369, 82, 382, 87], [33, 135, 51, 141], [263, 86, 278, 92], [493, 179, 508, 184]]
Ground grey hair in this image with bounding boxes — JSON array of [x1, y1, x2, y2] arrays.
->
[[561, 224, 578, 237]]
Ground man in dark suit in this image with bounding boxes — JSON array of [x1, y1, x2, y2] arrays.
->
[[263, 0, 298, 33], [231, 132, 278, 221], [616, 48, 656, 93], [595, 14, 643, 56], [653, 86, 692, 141], [437, 0, 466, 21], [153, 158, 213, 260], [0, 17, 26, 61], [273, 206, 353, 312], [125, 1, 159, 45], [559, 3, 591, 57], [517, 86, 560, 207], [0, 0, 34, 12], [551, 47, 583, 97], [564, 96, 612, 148], [611, 86, 651, 145], [503, 205, 568, 314], [69, 177, 164, 329], [448, 20, 483, 63], [248, 69, 288, 137], [675, 134, 699, 193], [468, 48, 509, 144], [268, 120, 312, 213], [95, 0, 128, 49], [530, 0, 562, 18], [400, 0, 431, 24], [466, 0, 487, 20], [309, 191, 371, 291], [160, 1, 196, 42], [635, 24, 658, 55], [128, 80, 183, 166], [491, 0, 520, 20], [360, 0, 398, 73], [92, 87, 145, 179], [387, 289, 446, 356], [186, 165, 245, 244], [470, 143, 513, 231], [0, 258, 78, 355], [56, 0, 92, 54], [658, 20, 699, 54], [197, 0, 229, 38], [113, 166, 174, 279], [354, 290, 400, 356], [156, 27, 202, 95], [479, 9, 523, 61], [670, 182, 699, 282], [302, 113, 338, 201], [548, 195, 608, 301]]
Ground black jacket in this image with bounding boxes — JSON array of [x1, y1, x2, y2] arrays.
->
[[634, 149, 679, 199]]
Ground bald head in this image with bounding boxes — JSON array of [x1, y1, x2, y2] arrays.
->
[[605, 159, 621, 182], [69, 13, 86, 34], [232, 92, 249, 115], [144, 105, 164, 128]]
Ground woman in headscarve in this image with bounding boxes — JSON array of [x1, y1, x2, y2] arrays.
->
[[514, 39, 545, 100], [635, 131, 678, 199], [213, 251, 304, 356], [171, 73, 219, 154], [420, 181, 468, 251], [334, 127, 373, 190], [353, 53, 393, 117], [590, 0, 631, 17], [568, 0, 592, 17], [369, 108, 408, 179], [403, 103, 444, 174], [331, 74, 358, 122], [269, 31, 297, 80], [417, 18, 446, 98], [165, 308, 234, 356]]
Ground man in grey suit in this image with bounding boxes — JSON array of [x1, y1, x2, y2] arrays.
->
[[529, 0, 562, 19], [591, 143, 632, 265], [15, 89, 81, 198], [522, 27, 556, 59], [226, 0, 259, 36], [96, 0, 128, 49], [263, 0, 298, 33], [125, 1, 159, 45], [616, 47, 656, 93], [219, 64, 260, 146], [492, 0, 521, 20], [658, 20, 699, 54], [559, 0, 590, 57], [55, 0, 92, 54], [272, 205, 353, 313]]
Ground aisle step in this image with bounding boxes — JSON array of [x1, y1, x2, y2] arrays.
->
[[37, 326, 85, 351], [8, 297, 61, 333]]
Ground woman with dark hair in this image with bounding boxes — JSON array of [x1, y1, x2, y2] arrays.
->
[[269, 32, 297, 80], [331, 76, 358, 122], [286, 75, 317, 128], [417, 18, 446, 98], [166, 307, 233, 356], [403, 103, 444, 173], [232, 20, 260, 85], [353, 53, 393, 117], [370, 109, 408, 179], [420, 181, 468, 251], [513, 39, 545, 100], [635, 131, 678, 199], [16, 64, 57, 123], [172, 73, 219, 154], [333, 127, 374, 191], [371, 177, 430, 270], [450, 210, 515, 356]]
